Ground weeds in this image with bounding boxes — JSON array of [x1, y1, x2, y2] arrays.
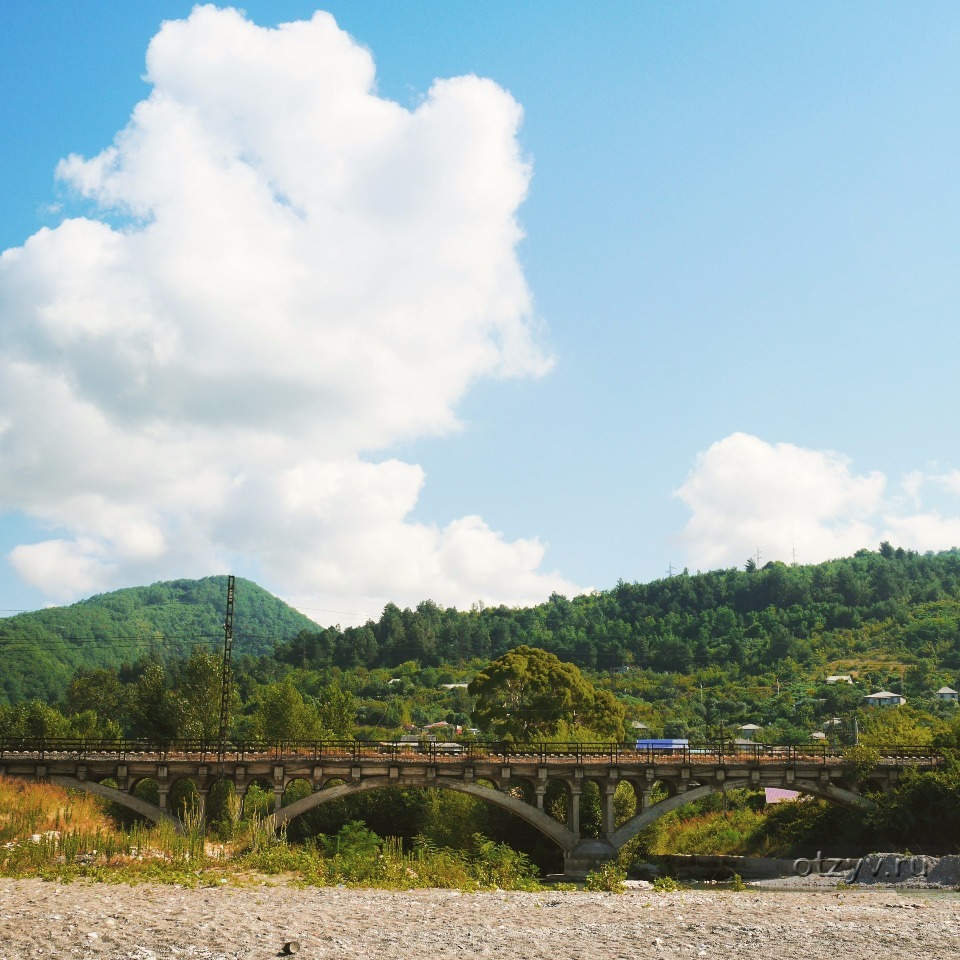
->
[[0, 776, 546, 892], [583, 862, 627, 893], [652, 875, 688, 892]]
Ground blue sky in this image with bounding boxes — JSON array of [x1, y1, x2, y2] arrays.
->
[[2, 3, 960, 622]]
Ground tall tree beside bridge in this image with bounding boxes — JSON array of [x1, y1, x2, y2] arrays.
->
[[469, 645, 624, 741]]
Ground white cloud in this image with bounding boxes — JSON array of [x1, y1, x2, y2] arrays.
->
[[0, 6, 579, 616], [881, 512, 960, 552], [9, 538, 115, 602], [675, 433, 960, 570], [932, 470, 960, 496]]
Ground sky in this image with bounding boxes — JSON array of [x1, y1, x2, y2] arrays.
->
[[2, 2, 960, 625]]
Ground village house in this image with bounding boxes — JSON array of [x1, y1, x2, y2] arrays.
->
[[863, 690, 906, 708]]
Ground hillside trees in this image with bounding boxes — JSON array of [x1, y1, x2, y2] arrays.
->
[[8, 547, 960, 706], [64, 667, 131, 728], [271, 547, 960, 681], [239, 676, 358, 741]]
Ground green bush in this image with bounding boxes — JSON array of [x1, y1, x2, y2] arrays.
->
[[584, 862, 626, 892], [653, 875, 687, 892]]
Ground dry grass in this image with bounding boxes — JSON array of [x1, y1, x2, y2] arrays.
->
[[0, 777, 116, 840], [0, 777, 542, 891]]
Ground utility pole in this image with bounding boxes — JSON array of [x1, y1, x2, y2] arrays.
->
[[217, 574, 235, 762]]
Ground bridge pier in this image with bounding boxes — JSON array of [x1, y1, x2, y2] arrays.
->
[[196, 789, 208, 822], [600, 781, 616, 840], [273, 765, 285, 811], [568, 786, 581, 838], [563, 839, 618, 878]]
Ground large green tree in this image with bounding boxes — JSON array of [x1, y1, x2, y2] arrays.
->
[[248, 679, 323, 741], [469, 645, 624, 741]]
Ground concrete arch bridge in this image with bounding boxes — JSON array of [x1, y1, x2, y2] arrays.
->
[[0, 739, 942, 876]]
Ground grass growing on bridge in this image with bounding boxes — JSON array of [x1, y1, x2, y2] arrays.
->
[[0, 777, 542, 891]]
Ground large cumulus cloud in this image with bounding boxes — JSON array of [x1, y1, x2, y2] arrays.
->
[[0, 5, 581, 614]]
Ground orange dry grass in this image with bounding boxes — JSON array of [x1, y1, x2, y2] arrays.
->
[[0, 776, 117, 840]]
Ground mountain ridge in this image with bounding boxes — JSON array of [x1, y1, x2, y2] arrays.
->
[[0, 575, 319, 704]]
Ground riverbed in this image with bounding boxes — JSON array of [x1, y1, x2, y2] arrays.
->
[[1, 878, 959, 959]]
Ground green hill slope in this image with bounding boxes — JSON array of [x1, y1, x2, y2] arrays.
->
[[0, 576, 318, 705], [273, 546, 960, 678]]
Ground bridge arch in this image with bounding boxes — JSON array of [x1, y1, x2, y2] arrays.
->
[[861, 777, 892, 797], [791, 778, 878, 809], [273, 777, 577, 852], [505, 776, 536, 805], [48, 776, 182, 832], [609, 777, 877, 851], [610, 782, 720, 849]]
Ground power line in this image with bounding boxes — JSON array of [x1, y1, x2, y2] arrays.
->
[[295, 606, 370, 618], [0, 632, 308, 646]]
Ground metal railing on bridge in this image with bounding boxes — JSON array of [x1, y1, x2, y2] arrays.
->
[[0, 737, 947, 766]]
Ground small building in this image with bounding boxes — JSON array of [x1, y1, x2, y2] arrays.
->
[[864, 691, 906, 708], [738, 723, 762, 740], [826, 675, 854, 685], [936, 686, 959, 703], [423, 720, 460, 734], [810, 731, 827, 741], [765, 787, 800, 804], [440, 683, 469, 690]]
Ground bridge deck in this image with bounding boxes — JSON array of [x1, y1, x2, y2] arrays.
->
[[0, 738, 943, 766]]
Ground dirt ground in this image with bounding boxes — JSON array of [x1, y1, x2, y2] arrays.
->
[[1, 878, 959, 960]]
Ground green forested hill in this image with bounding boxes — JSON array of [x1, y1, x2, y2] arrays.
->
[[0, 576, 318, 704], [275, 545, 960, 678], [4, 547, 960, 735]]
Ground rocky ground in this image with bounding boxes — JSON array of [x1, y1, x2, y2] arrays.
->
[[1, 879, 959, 960]]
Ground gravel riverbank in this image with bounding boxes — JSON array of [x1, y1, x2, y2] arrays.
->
[[1, 879, 959, 960]]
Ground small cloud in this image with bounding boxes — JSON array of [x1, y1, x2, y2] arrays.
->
[[673, 433, 960, 569], [932, 470, 960, 496], [901, 470, 924, 506], [9, 538, 114, 602], [674, 433, 885, 569]]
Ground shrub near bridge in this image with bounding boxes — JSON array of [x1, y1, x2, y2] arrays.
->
[[583, 862, 627, 893]]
